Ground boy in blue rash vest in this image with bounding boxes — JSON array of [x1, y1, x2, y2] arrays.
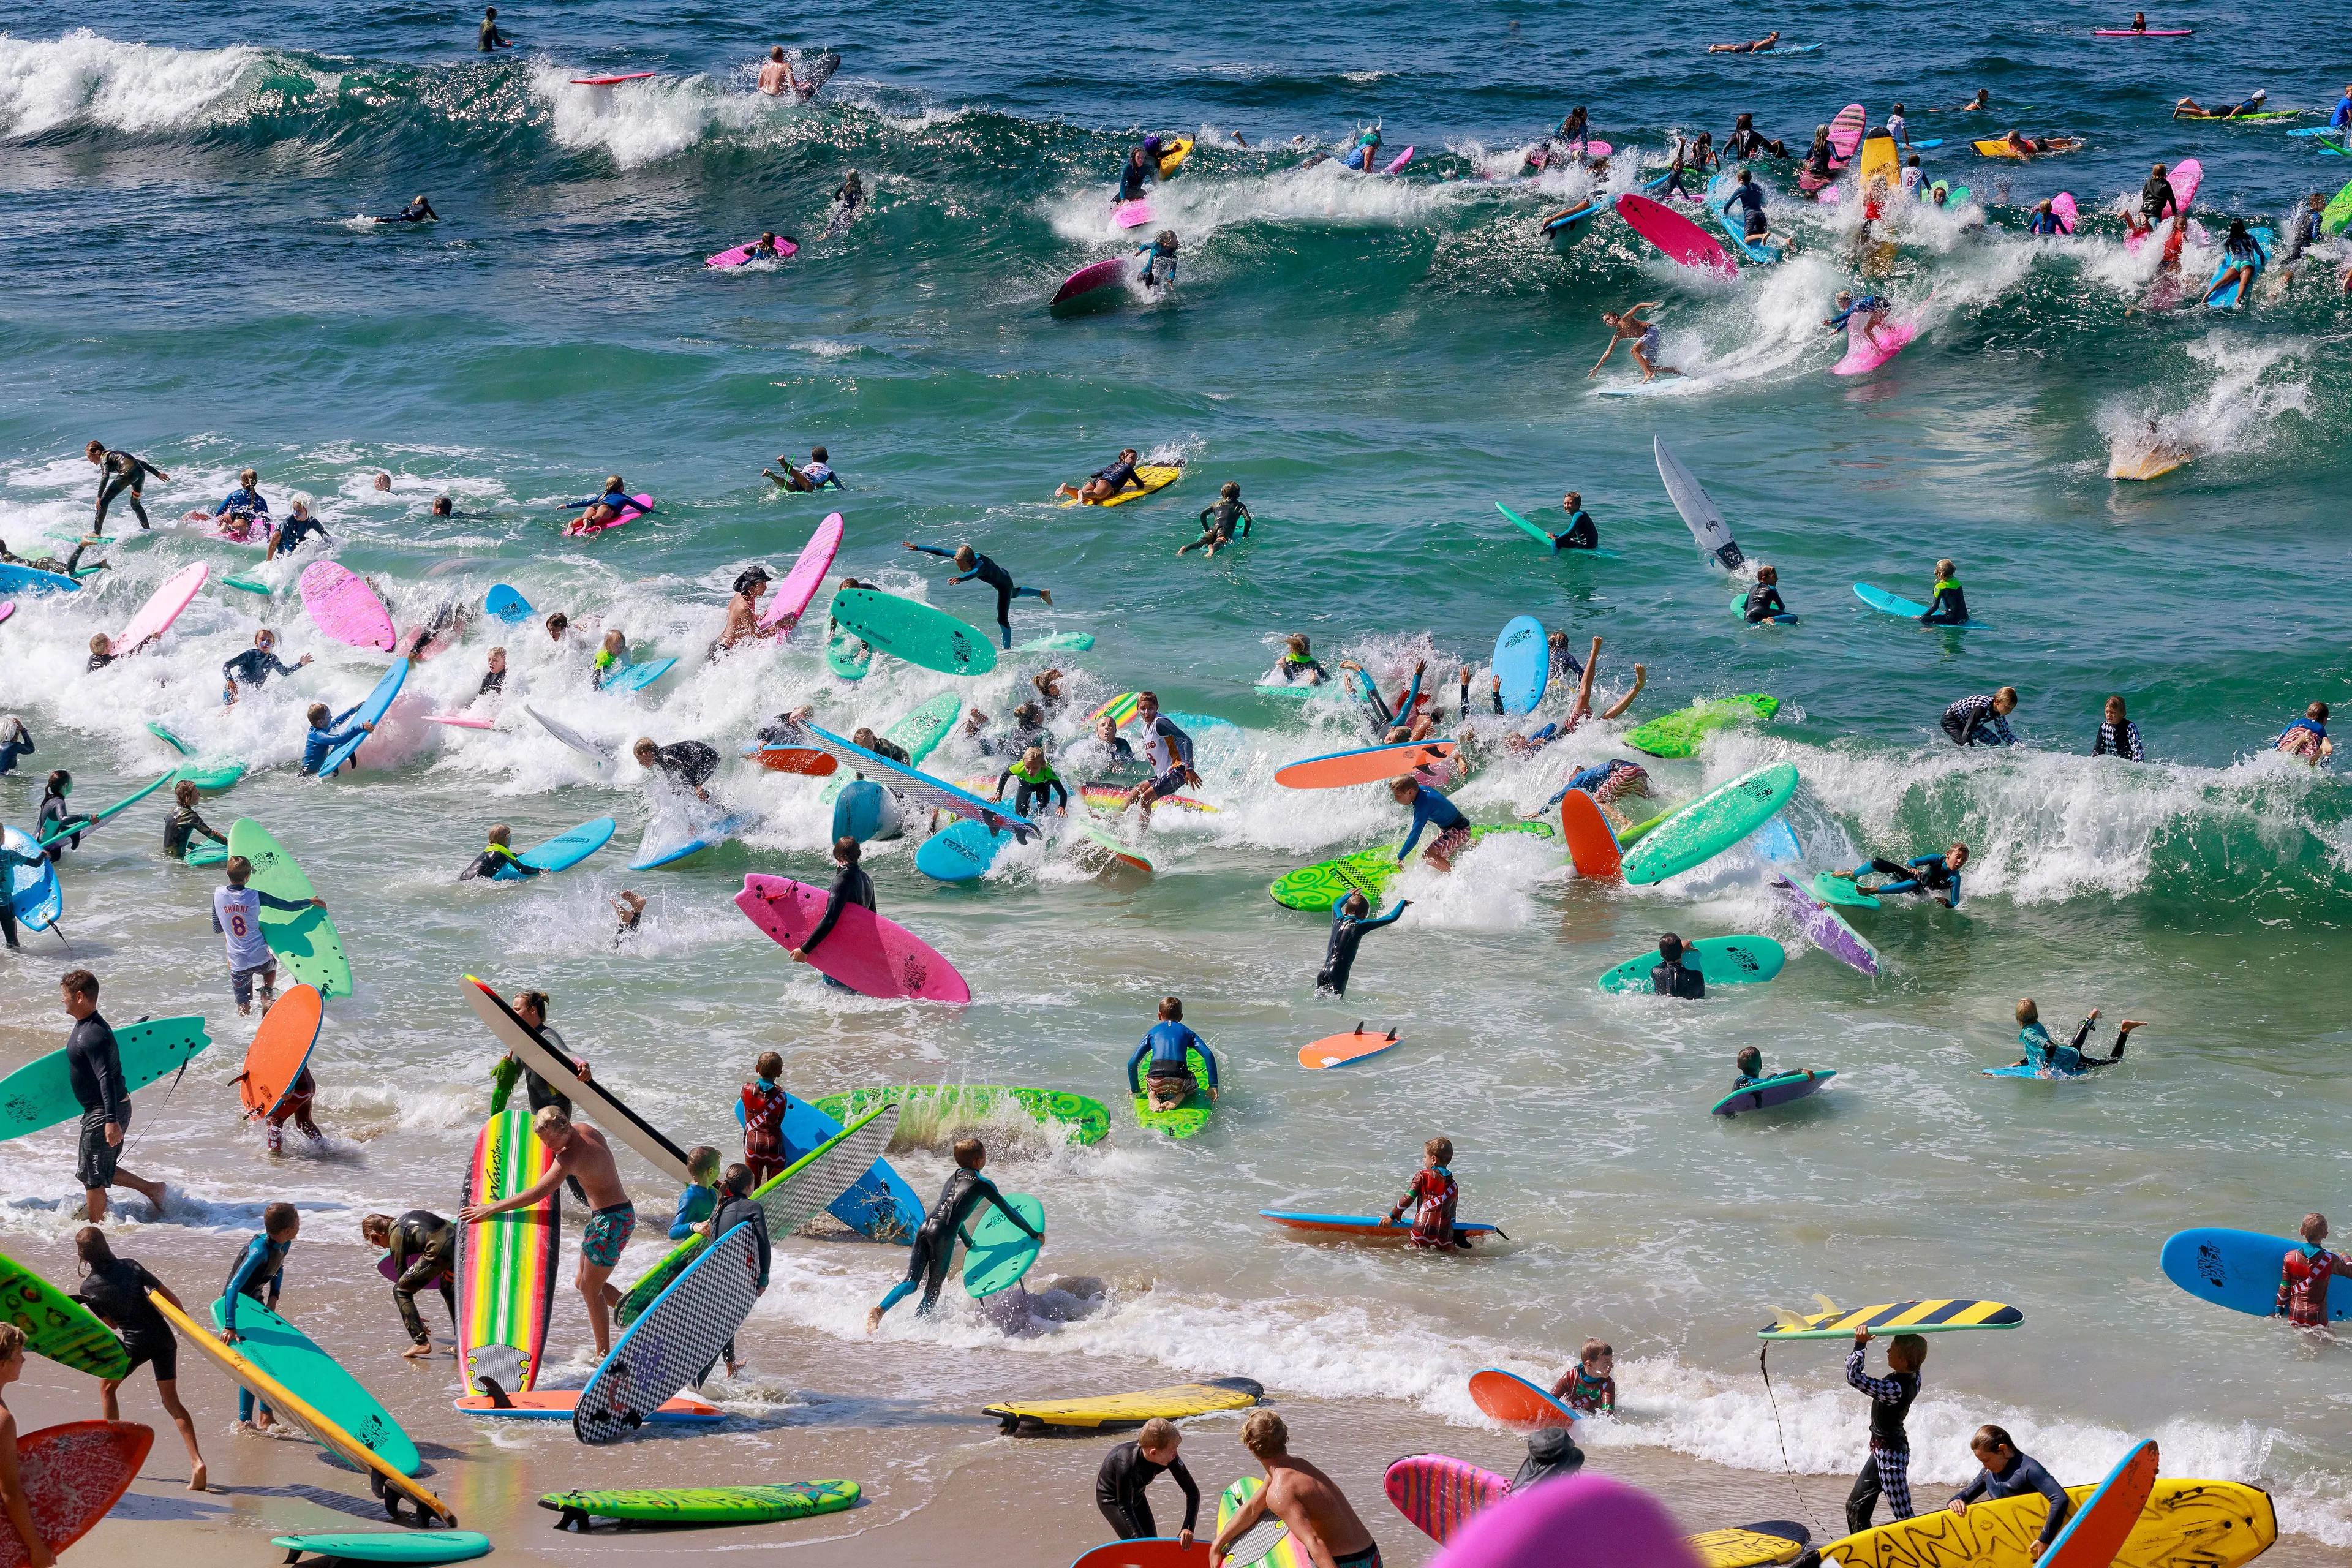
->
[[300, 700, 374, 777], [1833, 842, 1969, 908], [1843, 1327, 1928, 1532], [669, 1147, 722, 1240], [2275, 701, 2332, 765], [1551, 492, 1599, 551], [1316, 891, 1409, 997], [205, 468, 271, 541], [219, 1201, 300, 1430], [865, 1137, 1040, 1332], [1128, 995, 1219, 1113], [1742, 565, 1790, 623], [1941, 690, 2018, 747], [1946, 1425, 2072, 1552], [2008, 999, 2141, 1078], [1387, 774, 1470, 872], [1135, 229, 1180, 289], [902, 541, 1052, 649], [1823, 290, 1895, 350]]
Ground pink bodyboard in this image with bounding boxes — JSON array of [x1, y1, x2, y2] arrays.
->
[[735, 872, 971, 1003], [761, 511, 844, 633], [117, 563, 207, 650], [1829, 104, 1866, 160], [1052, 257, 1126, 306], [1431, 1473, 1702, 1568], [1382, 145, 1415, 174], [1386, 1454, 1509, 1545], [427, 714, 495, 729], [1614, 194, 1736, 277], [300, 561, 397, 650], [562, 493, 654, 537], [2052, 192, 2077, 234], [183, 510, 273, 546], [1833, 318, 1917, 375], [707, 237, 799, 268], [0, 605, 13, 627], [1114, 200, 1154, 229], [1574, 140, 1611, 157]]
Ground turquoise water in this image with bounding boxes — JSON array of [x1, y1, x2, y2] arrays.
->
[[6, 3, 2352, 1551]]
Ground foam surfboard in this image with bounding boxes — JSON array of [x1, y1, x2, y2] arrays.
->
[[706, 236, 799, 267], [2204, 227, 2271, 310], [1615, 192, 1738, 276], [962, 1191, 1045, 1297], [1080, 824, 1152, 872], [2041, 1440, 2160, 1568], [983, 1376, 1262, 1435], [752, 745, 838, 775], [300, 562, 398, 651], [205, 1295, 421, 1475], [574, 1221, 763, 1444], [628, 811, 750, 870], [561, 492, 653, 537], [1068, 1541, 1208, 1568], [916, 818, 1015, 880], [478, 817, 613, 880], [1491, 616, 1547, 715], [1261, 1212, 1502, 1245], [1598, 935, 1785, 991], [116, 563, 207, 651], [1758, 1298, 2022, 1338], [817, 692, 962, 804], [227, 820, 353, 997], [1559, 790, 1621, 878], [760, 511, 843, 633], [1833, 319, 1917, 374], [1267, 824, 1553, 910], [1621, 762, 1800, 885], [541, 1482, 859, 1529], [236, 984, 322, 1121], [1705, 172, 1782, 264], [315, 662, 408, 778], [1385, 1453, 1508, 1545], [2, 827, 61, 932], [1052, 257, 1128, 316], [1297, 1026, 1402, 1069], [780, 720, 1037, 841], [736, 873, 972, 1002], [0, 1019, 209, 1147], [456, 1108, 559, 1396], [428, 715, 494, 729], [1274, 739, 1455, 790], [2161, 1227, 2351, 1319], [1654, 437, 1747, 570], [0, 1253, 132, 1377], [1820, 1476, 2270, 1568], [1830, 102, 1866, 159], [1853, 581, 1991, 629], [459, 976, 694, 1182], [453, 1390, 718, 1422], [0, 1422, 152, 1567], [1540, 202, 1601, 249], [1468, 1368, 1579, 1426], [527, 706, 616, 766], [598, 655, 674, 693], [780, 1091, 922, 1241], [484, 584, 531, 624], [1712, 1069, 1835, 1116], [36, 767, 174, 848], [1130, 1045, 1215, 1137], [810, 1085, 1111, 1146], [1809, 871, 1880, 908], [1771, 876, 1882, 977], [273, 1532, 492, 1565], [1016, 630, 1095, 651], [1217, 1476, 1304, 1568], [0, 564, 78, 595], [1114, 200, 1155, 228]]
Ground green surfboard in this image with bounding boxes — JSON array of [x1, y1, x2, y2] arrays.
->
[[0, 1016, 211, 1142], [221, 576, 273, 597], [1131, 1046, 1217, 1139], [824, 614, 872, 680], [225, 819, 353, 998], [541, 1480, 860, 1528], [37, 767, 174, 848], [209, 1295, 421, 1476], [818, 691, 962, 804], [0, 1251, 130, 1378], [811, 1084, 1110, 1146], [1268, 823, 1555, 911], [1013, 631, 1095, 652], [174, 761, 246, 793], [1622, 761, 1801, 886], [2326, 176, 2352, 236], [273, 1531, 489, 1564], [1811, 872, 1881, 909], [146, 721, 192, 756], [962, 1192, 1044, 1298], [1597, 934, 1786, 992], [829, 588, 998, 676], [1624, 694, 1779, 760]]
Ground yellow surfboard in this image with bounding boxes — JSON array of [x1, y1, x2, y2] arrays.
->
[[983, 1376, 1261, 1433], [2109, 448, 2192, 481], [1060, 464, 1184, 508], [1686, 1526, 1809, 1567], [1756, 1297, 2022, 1338], [1858, 131, 1898, 198], [1974, 138, 2029, 157], [1158, 138, 1194, 179], [1822, 1478, 2274, 1568], [150, 1292, 457, 1526]]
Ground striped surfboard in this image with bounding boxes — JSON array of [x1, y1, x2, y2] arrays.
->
[[456, 1109, 559, 1395], [1755, 1298, 2023, 1339]]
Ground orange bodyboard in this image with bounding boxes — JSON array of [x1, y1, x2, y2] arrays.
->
[[1560, 791, 1621, 878]]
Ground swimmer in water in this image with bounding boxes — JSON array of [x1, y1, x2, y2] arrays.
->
[[1179, 482, 1251, 556]]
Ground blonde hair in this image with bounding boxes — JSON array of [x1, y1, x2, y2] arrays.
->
[[1240, 1408, 1287, 1458], [532, 1105, 572, 1139], [0, 1324, 24, 1361], [1138, 1416, 1180, 1450]]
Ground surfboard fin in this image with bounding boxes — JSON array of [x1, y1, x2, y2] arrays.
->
[[1767, 1305, 1806, 1330], [1811, 1292, 1839, 1317]]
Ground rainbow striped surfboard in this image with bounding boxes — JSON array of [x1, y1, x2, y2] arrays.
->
[[457, 1109, 559, 1395]]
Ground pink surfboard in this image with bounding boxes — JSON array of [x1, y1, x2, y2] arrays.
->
[[2127, 157, 2198, 254], [1829, 103, 1866, 160], [734, 872, 971, 1003], [562, 493, 653, 537], [300, 561, 397, 650], [1833, 318, 1916, 375], [427, 714, 495, 729], [2051, 192, 2077, 233], [1114, 200, 1155, 229], [706, 236, 800, 268], [1386, 1453, 1509, 1545], [2094, 26, 2192, 35], [1614, 193, 1737, 277], [1569, 140, 1611, 157], [182, 510, 273, 546], [0, 604, 13, 627], [760, 511, 843, 634], [1382, 145, 1415, 174], [1052, 257, 1126, 311], [116, 563, 207, 652], [573, 72, 656, 85]]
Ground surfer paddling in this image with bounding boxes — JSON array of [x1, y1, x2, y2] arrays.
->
[[1708, 30, 1781, 53]]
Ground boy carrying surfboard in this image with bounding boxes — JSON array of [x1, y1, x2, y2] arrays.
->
[[1842, 1327, 1928, 1531], [460, 1107, 635, 1357]]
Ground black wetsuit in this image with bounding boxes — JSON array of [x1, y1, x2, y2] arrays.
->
[[799, 862, 876, 955], [1920, 581, 1970, 626], [478, 666, 506, 695], [72, 1254, 179, 1383], [649, 740, 720, 790], [1743, 582, 1789, 624], [1096, 1439, 1202, 1540], [1116, 160, 1153, 201], [1510, 1427, 1586, 1492], [2092, 720, 2144, 761], [163, 804, 224, 861], [1093, 458, 1145, 497], [1651, 956, 1705, 998], [461, 843, 538, 881], [39, 793, 88, 859], [1553, 508, 1599, 551], [882, 1167, 1038, 1317], [223, 647, 300, 696], [1862, 854, 1962, 908], [2140, 173, 2179, 222], [1, 543, 90, 578], [0, 718, 29, 780], [383, 1210, 456, 1347], [93, 450, 164, 532], [1317, 900, 1405, 997], [478, 15, 510, 50], [1199, 499, 1251, 540]]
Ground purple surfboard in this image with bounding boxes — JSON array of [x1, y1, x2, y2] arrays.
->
[[1771, 876, 1880, 976]]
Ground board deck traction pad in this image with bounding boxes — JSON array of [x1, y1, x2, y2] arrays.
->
[[984, 1375, 1265, 1433], [1757, 1297, 2024, 1337]]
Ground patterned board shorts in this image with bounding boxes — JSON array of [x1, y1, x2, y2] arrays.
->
[[581, 1202, 636, 1268], [1426, 824, 1472, 859]]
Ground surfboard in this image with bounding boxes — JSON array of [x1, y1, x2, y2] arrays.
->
[[205, 1295, 421, 1476], [1216, 1476, 1304, 1568], [0, 1015, 210, 1147], [2161, 1227, 2350, 1319], [1491, 616, 1547, 715], [300, 562, 398, 651], [1809, 871, 1880, 908], [115, 563, 207, 651], [1853, 581, 1991, 629], [172, 760, 245, 792], [459, 976, 695, 1183], [273, 1531, 492, 1564], [2204, 227, 2271, 309], [817, 692, 962, 804], [1558, 790, 1621, 878], [736, 873, 973, 1002], [0, 564, 78, 596], [1080, 824, 1152, 872], [1114, 200, 1155, 228], [1686, 1525, 1814, 1567], [315, 662, 407, 778], [452, 1390, 718, 1422], [1267, 823, 1554, 910], [37, 767, 173, 848], [1833, 318, 1916, 375], [1599, 935, 1785, 991], [4, 826, 61, 932], [1713, 1069, 1834, 1116], [1771, 876, 1882, 977], [0, 1253, 130, 1377], [1615, 192, 1738, 276], [760, 511, 843, 633], [752, 745, 837, 775], [1705, 172, 1782, 264], [1260, 1212, 1502, 1245], [541, 1482, 859, 1529], [153, 1292, 455, 1524], [1068, 1541, 1203, 1568], [1, 1422, 151, 1566], [1016, 630, 1095, 652], [784, 722, 1038, 841], [824, 587, 873, 679], [1297, 1026, 1401, 1069], [706, 236, 799, 268], [1622, 761, 1800, 886], [226, 819, 353, 997], [1051, 257, 1128, 316], [1730, 589, 1797, 625], [1758, 1297, 2022, 1338], [962, 1192, 1044, 1298], [2326, 175, 2352, 235], [1156, 137, 1193, 178], [1061, 463, 1182, 507], [1275, 739, 1455, 790], [1382, 146, 1414, 175], [571, 72, 655, 85], [526, 705, 616, 766], [561, 492, 653, 537], [598, 655, 675, 693], [1624, 694, 1779, 758], [780, 1091, 922, 1241], [1653, 437, 1747, 569], [456, 1108, 559, 1396], [790, 49, 840, 100], [1825, 1477, 2271, 1568], [628, 811, 750, 870], [983, 1376, 1262, 1434], [811, 1085, 1111, 1145], [1385, 1453, 1509, 1545], [1130, 1045, 1216, 1138], [492, 817, 615, 878], [2041, 1441, 2161, 1568], [575, 1221, 763, 1444], [238, 984, 322, 1121], [484, 584, 531, 624], [1540, 202, 1602, 250], [823, 587, 998, 676], [1468, 1368, 1578, 1426], [916, 818, 1014, 881]]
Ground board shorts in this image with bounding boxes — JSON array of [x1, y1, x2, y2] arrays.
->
[[1335, 1548, 1383, 1568], [1594, 761, 1648, 801], [231, 961, 276, 1008], [1146, 766, 1188, 799], [581, 1202, 637, 1268], [1425, 824, 1472, 860], [1639, 325, 1661, 357], [1144, 1065, 1197, 1102], [76, 1107, 122, 1191], [118, 1324, 178, 1384]]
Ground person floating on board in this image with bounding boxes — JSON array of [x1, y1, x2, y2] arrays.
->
[[462, 1106, 634, 1356], [2006, 1000, 2140, 1078], [714, 564, 771, 654], [2092, 695, 2145, 761], [2174, 89, 2267, 120], [788, 837, 876, 967], [1114, 146, 1156, 205], [1317, 891, 1409, 997], [1388, 774, 1470, 873], [1180, 482, 1251, 556], [1211, 1411, 1384, 1568], [562, 475, 648, 533], [1129, 995, 1219, 1114], [1802, 123, 1836, 185], [1732, 1046, 1770, 1089], [0, 538, 100, 581], [738, 1057, 789, 1185], [70, 1227, 208, 1490], [1833, 843, 1969, 908], [1843, 1327, 1928, 1532], [2275, 701, 2332, 765], [633, 736, 720, 801], [200, 467, 271, 543], [59, 970, 170, 1224], [699, 1163, 771, 1378], [1648, 933, 1705, 999], [903, 541, 1053, 649], [1727, 114, 1784, 160], [1913, 559, 1972, 626], [1721, 166, 1772, 246], [756, 46, 796, 97], [2205, 219, 2265, 306], [266, 494, 330, 560], [1266, 633, 1327, 685], [214, 856, 325, 1017], [1947, 1425, 2072, 1556], [994, 746, 1068, 818], [301, 699, 374, 778], [220, 1200, 300, 1430], [162, 781, 226, 863], [361, 1211, 455, 1361], [669, 1146, 722, 1240], [1708, 29, 1781, 52], [86, 440, 168, 536], [1941, 690, 2019, 748], [1549, 492, 1600, 551], [1057, 447, 1148, 503], [766, 445, 842, 492], [1136, 228, 1180, 290], [1940, 88, 1994, 113], [1096, 1417, 1202, 1544], [221, 628, 309, 706], [1350, 123, 1383, 172], [865, 1136, 1039, 1332], [477, 7, 511, 51], [1824, 290, 1894, 350], [1588, 303, 1681, 383], [1387, 1135, 1469, 1250], [262, 1067, 322, 1155], [371, 194, 440, 225], [460, 824, 539, 882], [1551, 1337, 1616, 1415], [2277, 1213, 2352, 1327], [1121, 692, 1199, 824], [2282, 193, 2327, 273], [1742, 565, 1790, 624]]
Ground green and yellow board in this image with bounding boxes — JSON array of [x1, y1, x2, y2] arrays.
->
[[541, 1480, 860, 1529], [225, 819, 352, 997], [1268, 822, 1555, 911], [812, 1084, 1110, 1146], [0, 1251, 130, 1378], [1624, 694, 1778, 760]]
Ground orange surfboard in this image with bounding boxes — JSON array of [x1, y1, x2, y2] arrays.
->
[[1298, 1026, 1402, 1070], [236, 984, 323, 1120], [756, 747, 839, 776], [2043, 1439, 2159, 1568], [1468, 1368, 1578, 1428], [1275, 740, 1455, 790], [1560, 791, 1621, 878]]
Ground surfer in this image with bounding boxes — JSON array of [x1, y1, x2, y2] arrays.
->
[[1211, 1411, 1384, 1568], [2007, 1000, 2141, 1077], [2275, 701, 2332, 764], [1901, 154, 1924, 201], [221, 628, 310, 706], [1387, 774, 1469, 872], [697, 1164, 771, 1377], [0, 715, 29, 779], [1588, 303, 1680, 383], [1835, 843, 1969, 908], [1351, 123, 1384, 172], [1266, 634, 1327, 685], [631, 737, 720, 801], [1802, 123, 1836, 184], [200, 468, 271, 537], [1708, 30, 1781, 53], [903, 541, 1053, 649], [265, 494, 330, 559], [1076, 711, 1140, 777], [1317, 891, 1408, 997], [1937, 89, 1994, 113], [460, 824, 540, 881], [1135, 228, 1179, 289], [477, 6, 511, 51], [1942, 688, 2019, 748], [1842, 1327, 1927, 1531], [1823, 291, 1894, 350], [562, 477, 648, 532], [2139, 164, 2182, 228], [1387, 1136, 1469, 1250], [2174, 89, 2267, 119], [85, 441, 168, 535], [1726, 114, 1784, 160], [788, 837, 876, 965], [162, 782, 226, 863], [1741, 565, 1790, 623], [60, 971, 168, 1223], [993, 747, 1068, 818], [766, 445, 843, 491], [214, 856, 326, 1016], [70, 1227, 208, 1490], [369, 194, 439, 225], [1542, 492, 1598, 550], [37, 771, 89, 858], [756, 45, 797, 97], [1913, 560, 1971, 625], [1096, 1418, 1202, 1545], [1648, 933, 1706, 998], [1057, 447, 1149, 503], [2204, 219, 2265, 304], [2282, 192, 2326, 270], [714, 564, 772, 653], [263, 1068, 322, 1155], [2092, 696, 2145, 761], [737, 1057, 788, 1183], [301, 700, 375, 777], [360, 1212, 455, 1360], [477, 645, 507, 698], [461, 1106, 635, 1355], [1180, 482, 1251, 556], [219, 1202, 300, 1429], [1550, 1338, 1616, 1414], [2277, 1215, 2352, 1326], [1121, 693, 1199, 823], [1128, 996, 1220, 1114], [866, 1137, 1041, 1331], [1115, 148, 1155, 205], [2028, 198, 2066, 236], [492, 992, 594, 1205], [1947, 1427, 2074, 1551]]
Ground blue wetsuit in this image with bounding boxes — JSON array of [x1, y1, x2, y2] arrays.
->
[[1396, 783, 1468, 861], [300, 702, 368, 775], [1856, 854, 1962, 908], [909, 544, 1046, 648], [1128, 1020, 1218, 1091], [1826, 296, 1891, 329], [222, 1232, 290, 1420], [2016, 1017, 2119, 1078]]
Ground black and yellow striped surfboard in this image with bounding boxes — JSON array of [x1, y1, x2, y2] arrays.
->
[[1755, 1298, 2024, 1339]]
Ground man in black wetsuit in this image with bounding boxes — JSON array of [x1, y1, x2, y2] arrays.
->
[[631, 737, 720, 801], [1651, 934, 1705, 999], [865, 1136, 1039, 1331], [1317, 892, 1408, 997], [361, 1210, 456, 1360], [788, 837, 874, 965], [221, 629, 311, 706], [61, 969, 168, 1222], [478, 8, 512, 52], [372, 194, 439, 225], [85, 441, 168, 535], [1096, 1418, 1202, 1544]]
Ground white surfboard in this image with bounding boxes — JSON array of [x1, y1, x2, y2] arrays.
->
[[1653, 435, 1747, 570], [458, 976, 692, 1183]]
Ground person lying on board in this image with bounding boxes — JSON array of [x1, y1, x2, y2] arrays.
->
[[2274, 701, 2332, 764], [369, 193, 439, 224], [562, 475, 649, 530], [591, 628, 631, 689], [1832, 843, 1970, 907], [1935, 88, 1994, 113], [2174, 89, 2266, 119], [766, 445, 842, 491], [1057, 447, 1148, 503], [1997, 130, 2082, 156], [1389, 775, 1469, 872], [460, 824, 540, 881], [2027, 198, 2067, 236], [1708, 30, 1780, 53], [2204, 219, 2265, 304], [1551, 1336, 1617, 1414], [1824, 290, 1894, 347], [1265, 633, 1327, 684], [2007, 1000, 2141, 1077], [1802, 123, 1838, 182], [0, 538, 99, 579], [1179, 481, 1251, 556]]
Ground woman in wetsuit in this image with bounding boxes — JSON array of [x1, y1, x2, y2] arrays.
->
[[865, 1137, 1040, 1331]]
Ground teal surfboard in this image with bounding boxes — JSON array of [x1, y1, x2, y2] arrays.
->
[[916, 818, 1013, 881], [1730, 590, 1797, 624], [962, 1192, 1045, 1298], [221, 576, 272, 596], [487, 817, 615, 879], [1492, 616, 1547, 715], [275, 1531, 491, 1565], [1013, 631, 1095, 652], [600, 655, 676, 694], [829, 589, 998, 676], [1598, 935, 1785, 992], [819, 691, 962, 804], [0, 1017, 209, 1140], [1493, 502, 1618, 558], [225, 818, 353, 997], [316, 662, 407, 778], [1853, 581, 1990, 630], [1622, 761, 1801, 886], [208, 1295, 422, 1476], [37, 768, 174, 848], [146, 721, 192, 756], [1810, 871, 1881, 908], [824, 598, 873, 680]]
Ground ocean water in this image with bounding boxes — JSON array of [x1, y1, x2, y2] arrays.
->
[[7, 0, 2352, 1550]]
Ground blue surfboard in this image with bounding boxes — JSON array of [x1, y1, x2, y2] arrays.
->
[[628, 813, 750, 871], [600, 656, 676, 694], [831, 779, 901, 843], [780, 722, 1039, 842], [916, 818, 1014, 881], [0, 563, 80, 597], [488, 816, 616, 880], [315, 662, 407, 780], [3, 826, 61, 930], [1853, 581, 1989, 630], [2161, 1227, 2343, 1319], [774, 1092, 922, 1243], [484, 584, 533, 624], [1491, 616, 1547, 716]]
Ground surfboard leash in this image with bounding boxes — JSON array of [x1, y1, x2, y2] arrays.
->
[[1756, 1343, 1826, 1533]]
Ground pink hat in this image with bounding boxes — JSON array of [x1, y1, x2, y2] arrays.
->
[[1431, 1473, 1702, 1568]]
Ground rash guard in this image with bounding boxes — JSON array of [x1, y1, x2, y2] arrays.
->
[[1396, 783, 1468, 860]]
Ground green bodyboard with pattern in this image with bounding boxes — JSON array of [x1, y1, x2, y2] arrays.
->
[[1624, 694, 1779, 760], [1267, 822, 1556, 911], [540, 1480, 861, 1526], [1132, 1046, 1218, 1139], [0, 1252, 129, 1378], [810, 1084, 1110, 1146]]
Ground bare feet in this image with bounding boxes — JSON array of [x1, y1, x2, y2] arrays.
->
[[188, 1464, 208, 1491], [401, 1343, 434, 1360], [865, 1306, 883, 1335]]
